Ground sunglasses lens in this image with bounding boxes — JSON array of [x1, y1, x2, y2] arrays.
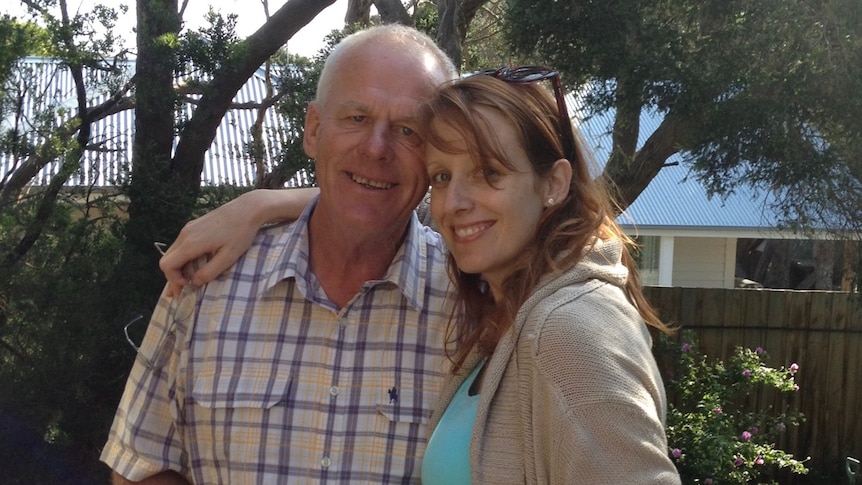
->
[[498, 67, 554, 83]]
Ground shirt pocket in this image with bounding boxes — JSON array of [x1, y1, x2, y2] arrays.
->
[[374, 373, 436, 425], [369, 376, 436, 476], [191, 371, 292, 408], [189, 368, 293, 465]]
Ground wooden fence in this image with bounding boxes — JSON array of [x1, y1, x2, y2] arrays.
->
[[644, 287, 862, 481]]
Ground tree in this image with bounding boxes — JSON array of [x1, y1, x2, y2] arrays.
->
[[504, 0, 862, 240]]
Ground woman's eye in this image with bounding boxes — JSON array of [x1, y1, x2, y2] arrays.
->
[[400, 126, 415, 136], [476, 165, 504, 182], [351, 115, 366, 123], [430, 172, 450, 184]]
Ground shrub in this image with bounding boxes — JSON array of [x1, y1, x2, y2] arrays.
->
[[657, 331, 809, 484]]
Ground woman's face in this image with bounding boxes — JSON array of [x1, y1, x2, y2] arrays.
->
[[425, 109, 549, 297]]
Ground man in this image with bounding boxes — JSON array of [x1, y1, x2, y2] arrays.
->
[[102, 25, 459, 484]]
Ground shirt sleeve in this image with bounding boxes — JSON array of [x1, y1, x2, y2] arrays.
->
[[100, 285, 194, 481]]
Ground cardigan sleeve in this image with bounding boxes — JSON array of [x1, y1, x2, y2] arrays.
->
[[527, 282, 681, 485]]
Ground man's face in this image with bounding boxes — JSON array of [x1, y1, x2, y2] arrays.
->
[[304, 46, 449, 240]]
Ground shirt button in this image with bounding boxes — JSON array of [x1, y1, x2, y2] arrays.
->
[[329, 386, 339, 396], [321, 456, 332, 468]]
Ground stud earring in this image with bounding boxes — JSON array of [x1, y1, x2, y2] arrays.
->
[[546, 198, 555, 206]]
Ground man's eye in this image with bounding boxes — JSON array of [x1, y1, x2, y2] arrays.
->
[[398, 126, 422, 147], [351, 115, 366, 122]]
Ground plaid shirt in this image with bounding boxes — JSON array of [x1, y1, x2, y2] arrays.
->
[[102, 201, 458, 484]]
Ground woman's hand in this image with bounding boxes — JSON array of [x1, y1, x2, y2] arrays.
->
[[159, 188, 319, 297]]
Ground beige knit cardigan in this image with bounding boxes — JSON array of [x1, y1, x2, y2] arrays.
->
[[427, 238, 681, 484]]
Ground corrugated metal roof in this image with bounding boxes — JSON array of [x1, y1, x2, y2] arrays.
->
[[1, 57, 309, 188], [566, 93, 785, 235]]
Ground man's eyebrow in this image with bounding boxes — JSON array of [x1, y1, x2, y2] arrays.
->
[[334, 100, 421, 125], [334, 100, 368, 113]]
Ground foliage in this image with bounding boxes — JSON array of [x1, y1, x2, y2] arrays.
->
[[503, 0, 862, 235], [0, 16, 51, 82], [460, 0, 530, 72], [178, 9, 241, 78], [0, 193, 130, 484], [656, 331, 808, 484], [265, 52, 318, 188]]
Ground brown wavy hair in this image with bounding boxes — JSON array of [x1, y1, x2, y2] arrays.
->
[[418, 74, 673, 371]]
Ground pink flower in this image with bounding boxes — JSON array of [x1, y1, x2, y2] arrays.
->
[[755, 347, 763, 355], [681, 343, 692, 352], [794, 384, 800, 391], [755, 456, 765, 466], [671, 448, 682, 459], [734, 456, 745, 466], [743, 369, 752, 378], [741, 430, 752, 441], [790, 362, 799, 373], [750, 426, 759, 434], [712, 406, 723, 414]]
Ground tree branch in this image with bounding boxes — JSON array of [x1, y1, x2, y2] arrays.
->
[[171, 0, 336, 190]]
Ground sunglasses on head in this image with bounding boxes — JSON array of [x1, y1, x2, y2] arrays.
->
[[473, 66, 577, 162]]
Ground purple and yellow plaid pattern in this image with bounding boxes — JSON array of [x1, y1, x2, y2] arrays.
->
[[102, 202, 458, 483]]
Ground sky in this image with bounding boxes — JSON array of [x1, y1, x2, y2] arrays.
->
[[2, 0, 349, 58]]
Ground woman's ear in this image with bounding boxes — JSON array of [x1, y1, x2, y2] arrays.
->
[[544, 158, 573, 205]]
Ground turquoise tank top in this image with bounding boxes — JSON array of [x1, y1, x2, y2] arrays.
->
[[421, 360, 484, 485]]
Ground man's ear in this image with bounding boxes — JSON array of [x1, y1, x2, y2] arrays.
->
[[545, 158, 573, 204], [303, 102, 321, 159]]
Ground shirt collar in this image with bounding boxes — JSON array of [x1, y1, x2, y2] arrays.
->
[[258, 196, 430, 312]]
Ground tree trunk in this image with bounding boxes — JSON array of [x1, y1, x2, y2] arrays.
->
[[372, 0, 412, 25], [435, 0, 487, 70], [346, 0, 373, 24], [602, 111, 682, 213], [812, 240, 835, 290], [761, 240, 791, 288], [116, 0, 186, 302], [436, 0, 463, 67], [125, 0, 184, 257], [841, 240, 857, 292]]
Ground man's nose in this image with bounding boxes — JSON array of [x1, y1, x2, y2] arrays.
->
[[360, 123, 392, 159]]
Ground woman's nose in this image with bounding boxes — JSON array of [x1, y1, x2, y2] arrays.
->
[[443, 176, 473, 213]]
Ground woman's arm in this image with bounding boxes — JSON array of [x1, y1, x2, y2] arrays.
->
[[532, 292, 680, 484], [159, 188, 319, 296]]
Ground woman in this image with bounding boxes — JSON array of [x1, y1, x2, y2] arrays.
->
[[416, 69, 678, 484], [159, 67, 680, 484]]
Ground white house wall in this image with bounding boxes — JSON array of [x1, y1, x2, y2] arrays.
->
[[671, 236, 736, 288]]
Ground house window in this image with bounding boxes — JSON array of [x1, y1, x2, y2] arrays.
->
[[633, 236, 660, 286]]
